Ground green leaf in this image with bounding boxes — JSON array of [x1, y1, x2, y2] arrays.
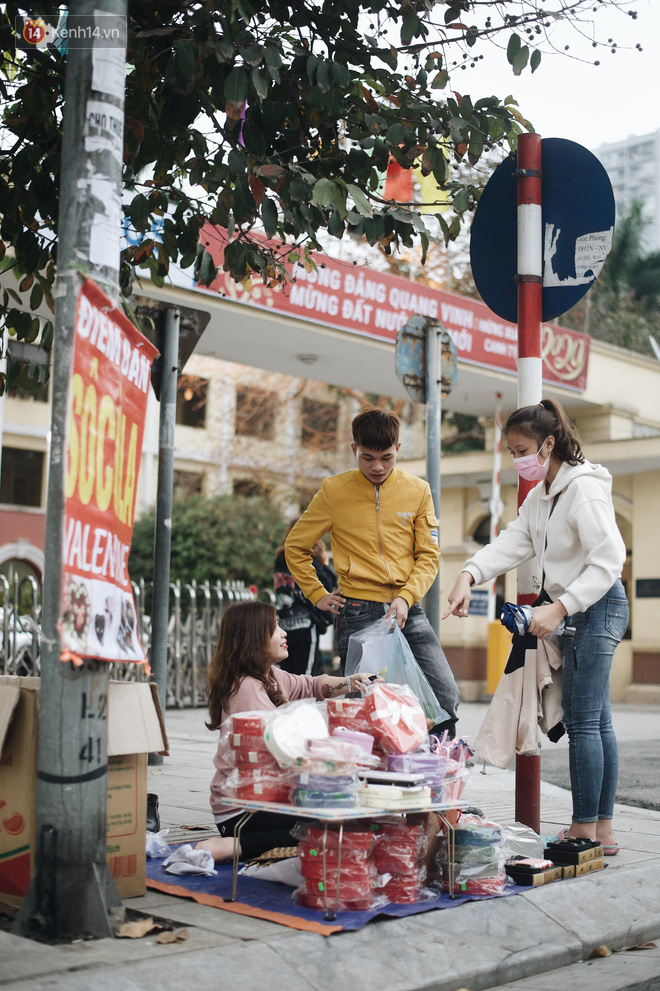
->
[[401, 8, 420, 45], [453, 189, 469, 213], [331, 61, 351, 89], [264, 46, 282, 83], [317, 61, 332, 92], [386, 123, 409, 148], [312, 178, 338, 209], [175, 39, 198, 77], [507, 33, 521, 65], [251, 68, 269, 100], [512, 45, 530, 75], [346, 184, 373, 218], [261, 198, 278, 237], [224, 66, 249, 105], [242, 120, 267, 156], [129, 194, 150, 225], [431, 69, 449, 90], [327, 209, 344, 237], [195, 247, 218, 286], [233, 179, 257, 225], [228, 149, 247, 176], [240, 43, 264, 67], [530, 49, 542, 73]]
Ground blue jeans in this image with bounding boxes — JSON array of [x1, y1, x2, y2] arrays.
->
[[336, 599, 460, 733], [562, 580, 629, 822]]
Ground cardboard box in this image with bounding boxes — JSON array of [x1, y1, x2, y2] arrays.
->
[[0, 677, 167, 907]]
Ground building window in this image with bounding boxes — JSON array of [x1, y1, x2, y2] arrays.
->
[[6, 342, 49, 403], [0, 448, 44, 507], [301, 397, 339, 450], [176, 376, 208, 428], [233, 479, 272, 499], [173, 470, 204, 499], [235, 386, 276, 440]]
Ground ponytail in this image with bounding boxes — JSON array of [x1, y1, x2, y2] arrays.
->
[[505, 398, 584, 465]]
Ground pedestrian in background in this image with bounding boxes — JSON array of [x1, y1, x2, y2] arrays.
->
[[443, 398, 628, 855], [273, 520, 336, 676]]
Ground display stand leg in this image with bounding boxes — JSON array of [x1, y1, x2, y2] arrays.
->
[[440, 813, 458, 897], [227, 811, 253, 902], [321, 821, 344, 921]]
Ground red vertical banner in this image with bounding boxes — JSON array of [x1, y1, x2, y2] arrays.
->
[[60, 278, 159, 664]]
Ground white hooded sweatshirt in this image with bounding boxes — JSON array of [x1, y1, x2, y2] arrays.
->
[[463, 459, 626, 616]]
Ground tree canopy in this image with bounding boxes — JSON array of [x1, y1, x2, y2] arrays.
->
[[0, 0, 643, 391], [128, 491, 287, 592]]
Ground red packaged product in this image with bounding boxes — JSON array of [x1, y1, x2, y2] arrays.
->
[[235, 780, 292, 803], [326, 698, 372, 734], [373, 843, 423, 877], [443, 875, 507, 896], [230, 732, 272, 753], [363, 684, 427, 754], [301, 875, 375, 900], [231, 711, 272, 736], [300, 856, 375, 883], [297, 891, 374, 912], [298, 842, 371, 868], [234, 749, 280, 771], [380, 878, 423, 903], [302, 823, 377, 852]]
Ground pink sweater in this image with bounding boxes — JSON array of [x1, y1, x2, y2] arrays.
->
[[209, 667, 328, 816]]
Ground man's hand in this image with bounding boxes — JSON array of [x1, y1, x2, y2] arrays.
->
[[315, 590, 346, 615], [385, 596, 409, 629], [528, 601, 567, 640], [441, 571, 473, 620]]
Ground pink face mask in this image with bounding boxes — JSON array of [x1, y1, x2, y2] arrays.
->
[[513, 440, 551, 481]]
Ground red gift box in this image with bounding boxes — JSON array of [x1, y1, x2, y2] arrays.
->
[[363, 684, 427, 754], [231, 711, 272, 737]]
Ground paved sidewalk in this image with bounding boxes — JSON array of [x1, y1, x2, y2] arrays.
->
[[2, 703, 660, 991]]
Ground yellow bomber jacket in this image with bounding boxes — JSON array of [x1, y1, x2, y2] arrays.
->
[[285, 468, 439, 608]]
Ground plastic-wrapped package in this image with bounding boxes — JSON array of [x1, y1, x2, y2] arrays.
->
[[326, 697, 372, 735], [264, 699, 328, 765], [363, 683, 428, 755], [436, 814, 507, 895], [386, 752, 448, 797], [293, 820, 378, 852], [299, 857, 376, 884], [298, 841, 371, 869], [331, 726, 374, 755], [222, 767, 293, 805], [296, 889, 386, 913], [344, 616, 449, 724]]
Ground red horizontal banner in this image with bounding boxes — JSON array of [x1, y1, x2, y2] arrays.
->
[[199, 225, 590, 391]]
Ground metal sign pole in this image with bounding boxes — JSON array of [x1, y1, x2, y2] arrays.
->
[[515, 132, 543, 833], [425, 322, 441, 637]]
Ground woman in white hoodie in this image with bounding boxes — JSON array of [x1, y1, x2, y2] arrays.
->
[[443, 398, 628, 854]]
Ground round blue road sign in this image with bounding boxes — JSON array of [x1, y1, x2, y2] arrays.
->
[[470, 138, 615, 324]]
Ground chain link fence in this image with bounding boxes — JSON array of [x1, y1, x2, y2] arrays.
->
[[0, 575, 274, 708]]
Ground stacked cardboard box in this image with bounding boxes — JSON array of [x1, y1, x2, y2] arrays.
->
[[0, 677, 167, 908]]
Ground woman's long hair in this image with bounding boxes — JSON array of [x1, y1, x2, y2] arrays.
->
[[205, 600, 286, 730], [275, 518, 299, 558], [505, 398, 584, 466]]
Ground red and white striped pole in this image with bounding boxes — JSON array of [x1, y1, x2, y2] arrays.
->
[[486, 392, 503, 623], [515, 132, 543, 832]]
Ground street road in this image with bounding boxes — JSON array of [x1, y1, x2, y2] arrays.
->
[[539, 704, 660, 811]]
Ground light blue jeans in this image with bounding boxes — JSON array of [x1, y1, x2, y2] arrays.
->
[[562, 580, 629, 822]]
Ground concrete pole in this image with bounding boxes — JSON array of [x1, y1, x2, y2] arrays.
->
[[13, 1, 127, 939], [148, 306, 180, 761], [515, 132, 543, 833], [424, 321, 441, 637]]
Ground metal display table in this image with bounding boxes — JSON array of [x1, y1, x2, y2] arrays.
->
[[219, 797, 466, 920]]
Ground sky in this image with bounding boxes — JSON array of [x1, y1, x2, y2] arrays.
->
[[441, 0, 658, 151]]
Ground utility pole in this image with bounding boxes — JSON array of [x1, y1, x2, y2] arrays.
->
[[14, 1, 128, 939]]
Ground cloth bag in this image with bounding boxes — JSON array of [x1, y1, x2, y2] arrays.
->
[[344, 615, 449, 724]]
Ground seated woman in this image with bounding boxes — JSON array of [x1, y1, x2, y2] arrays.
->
[[195, 599, 377, 862]]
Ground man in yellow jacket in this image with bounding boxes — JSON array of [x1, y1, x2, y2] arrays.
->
[[285, 407, 459, 735]]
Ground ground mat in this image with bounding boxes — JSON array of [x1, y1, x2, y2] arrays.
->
[[145, 853, 519, 936]]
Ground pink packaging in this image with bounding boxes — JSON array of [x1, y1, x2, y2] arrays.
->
[[331, 726, 374, 755]]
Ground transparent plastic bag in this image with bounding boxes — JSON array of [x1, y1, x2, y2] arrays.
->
[[345, 616, 449, 724]]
